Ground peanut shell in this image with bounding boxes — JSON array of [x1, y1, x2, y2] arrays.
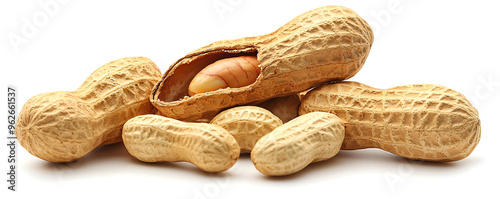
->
[[151, 5, 373, 121], [15, 57, 162, 162], [255, 94, 301, 123], [122, 115, 240, 173], [210, 106, 283, 153], [251, 112, 345, 176], [299, 81, 481, 161]]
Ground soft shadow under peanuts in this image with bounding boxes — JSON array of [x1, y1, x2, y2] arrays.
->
[[258, 151, 349, 180], [366, 148, 476, 169], [125, 153, 235, 178], [40, 142, 129, 171], [347, 148, 483, 176], [339, 148, 403, 163], [405, 155, 483, 175], [258, 148, 481, 180], [344, 148, 478, 169], [339, 148, 465, 168], [239, 153, 251, 159]]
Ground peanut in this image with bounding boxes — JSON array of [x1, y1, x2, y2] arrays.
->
[[210, 106, 283, 153], [122, 115, 240, 173], [188, 56, 260, 96], [251, 112, 345, 176], [255, 94, 301, 123], [15, 57, 161, 163], [299, 81, 481, 161], [151, 5, 373, 121]]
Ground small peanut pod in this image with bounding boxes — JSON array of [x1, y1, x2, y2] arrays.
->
[[188, 56, 260, 96], [151, 5, 373, 121], [15, 57, 161, 163], [122, 115, 240, 173], [251, 112, 345, 176], [210, 106, 283, 153], [299, 81, 481, 162]]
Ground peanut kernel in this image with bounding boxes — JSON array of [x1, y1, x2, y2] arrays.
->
[[188, 56, 260, 96]]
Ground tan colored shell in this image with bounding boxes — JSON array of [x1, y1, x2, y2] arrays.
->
[[15, 57, 161, 163], [122, 115, 240, 173], [251, 112, 345, 176], [210, 106, 283, 153], [255, 94, 301, 123], [299, 81, 481, 162], [151, 5, 374, 121]]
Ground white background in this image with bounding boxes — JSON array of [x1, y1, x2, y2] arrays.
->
[[2, 0, 500, 198]]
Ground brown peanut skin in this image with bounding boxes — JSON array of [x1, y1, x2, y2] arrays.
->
[[188, 56, 260, 96], [15, 57, 162, 163], [152, 5, 373, 121], [299, 81, 481, 162], [122, 115, 240, 173]]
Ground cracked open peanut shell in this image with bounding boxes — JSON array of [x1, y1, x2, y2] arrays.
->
[[151, 5, 374, 121]]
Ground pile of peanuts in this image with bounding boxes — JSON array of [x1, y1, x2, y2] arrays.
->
[[16, 5, 480, 176]]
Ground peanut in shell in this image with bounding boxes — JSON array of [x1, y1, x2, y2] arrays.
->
[[15, 57, 162, 162], [299, 81, 481, 162], [151, 5, 374, 121]]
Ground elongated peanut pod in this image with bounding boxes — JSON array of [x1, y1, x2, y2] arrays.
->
[[210, 106, 283, 153], [251, 112, 345, 176], [122, 115, 240, 173], [188, 56, 260, 96], [153, 5, 373, 121], [15, 57, 161, 163], [299, 81, 481, 162]]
